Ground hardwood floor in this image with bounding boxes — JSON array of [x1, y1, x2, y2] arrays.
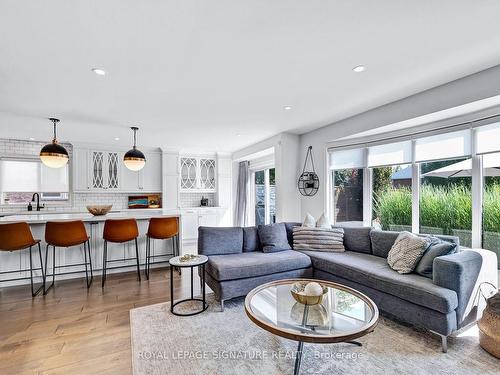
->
[[0, 267, 202, 375]]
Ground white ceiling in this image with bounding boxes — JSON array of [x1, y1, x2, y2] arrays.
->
[[1, 1, 500, 152]]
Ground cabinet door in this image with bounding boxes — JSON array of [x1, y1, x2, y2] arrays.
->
[[106, 152, 120, 190], [121, 154, 140, 192], [91, 151, 105, 189], [199, 158, 216, 191], [180, 157, 197, 190], [181, 212, 199, 240], [139, 152, 162, 192], [73, 148, 89, 191], [198, 212, 218, 227]]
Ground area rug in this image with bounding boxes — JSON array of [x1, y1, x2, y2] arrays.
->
[[130, 295, 498, 375]]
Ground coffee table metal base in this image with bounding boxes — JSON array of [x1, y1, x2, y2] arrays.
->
[[293, 304, 362, 375]]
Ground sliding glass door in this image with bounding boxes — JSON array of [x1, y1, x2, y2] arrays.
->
[[254, 168, 276, 225]]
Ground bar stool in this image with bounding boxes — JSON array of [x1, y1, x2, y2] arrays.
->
[[44, 220, 93, 293], [145, 217, 180, 280], [0, 222, 44, 297], [102, 218, 141, 288]]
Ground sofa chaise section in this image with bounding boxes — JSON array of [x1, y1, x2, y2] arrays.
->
[[198, 225, 312, 310]]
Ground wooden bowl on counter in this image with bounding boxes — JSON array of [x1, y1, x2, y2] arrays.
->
[[86, 205, 112, 216]]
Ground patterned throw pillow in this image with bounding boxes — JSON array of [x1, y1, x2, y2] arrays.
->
[[293, 227, 345, 252], [387, 232, 428, 274]]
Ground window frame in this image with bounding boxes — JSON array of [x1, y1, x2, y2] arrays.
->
[[0, 156, 71, 207], [327, 114, 500, 249]]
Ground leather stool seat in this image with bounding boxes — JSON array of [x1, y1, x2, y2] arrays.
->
[[44, 220, 93, 293], [145, 217, 179, 280], [0, 222, 44, 297]]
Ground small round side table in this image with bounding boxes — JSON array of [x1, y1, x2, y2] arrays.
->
[[169, 255, 208, 316]]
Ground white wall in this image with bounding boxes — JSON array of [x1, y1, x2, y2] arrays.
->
[[300, 64, 500, 219], [232, 133, 301, 223]]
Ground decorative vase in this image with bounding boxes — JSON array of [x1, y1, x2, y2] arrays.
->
[[478, 291, 500, 358]]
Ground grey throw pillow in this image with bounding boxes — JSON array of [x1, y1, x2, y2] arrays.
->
[[387, 231, 428, 274], [258, 223, 291, 253], [415, 237, 457, 278]]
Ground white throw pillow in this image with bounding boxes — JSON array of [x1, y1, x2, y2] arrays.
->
[[316, 213, 330, 229], [303, 213, 316, 228], [387, 232, 428, 274]]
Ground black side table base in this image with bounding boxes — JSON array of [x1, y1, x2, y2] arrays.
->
[[169, 258, 207, 317], [171, 298, 209, 316]]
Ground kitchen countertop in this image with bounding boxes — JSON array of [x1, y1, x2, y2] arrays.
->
[[0, 206, 226, 224], [0, 209, 181, 224]]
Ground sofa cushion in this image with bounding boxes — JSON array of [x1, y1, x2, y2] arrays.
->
[[371, 230, 460, 258], [285, 222, 302, 248], [415, 237, 458, 278], [242, 226, 261, 252], [258, 223, 292, 253], [300, 250, 458, 314], [371, 230, 399, 258], [336, 226, 372, 254], [198, 227, 243, 256], [206, 250, 312, 281]]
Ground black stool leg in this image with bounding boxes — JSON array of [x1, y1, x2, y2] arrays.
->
[[135, 238, 141, 282], [102, 240, 107, 288], [87, 240, 93, 283], [83, 241, 92, 288], [38, 243, 45, 292], [145, 236, 150, 280], [44, 244, 54, 295], [28, 245, 43, 297]]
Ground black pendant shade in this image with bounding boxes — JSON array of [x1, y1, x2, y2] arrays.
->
[[40, 118, 69, 168], [123, 126, 146, 171]]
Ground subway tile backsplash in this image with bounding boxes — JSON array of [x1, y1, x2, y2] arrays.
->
[[179, 192, 216, 208]]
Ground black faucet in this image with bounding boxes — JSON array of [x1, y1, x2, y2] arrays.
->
[[31, 193, 44, 211]]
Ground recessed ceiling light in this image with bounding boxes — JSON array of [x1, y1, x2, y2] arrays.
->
[[352, 65, 366, 73], [29, 137, 35, 141], [236, 134, 242, 137], [284, 106, 292, 110], [92, 68, 106, 76], [114, 137, 120, 141]]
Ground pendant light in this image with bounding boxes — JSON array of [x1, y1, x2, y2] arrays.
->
[[39, 118, 69, 168], [124, 126, 146, 171]]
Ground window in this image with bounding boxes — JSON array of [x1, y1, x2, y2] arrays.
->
[[0, 158, 69, 204], [327, 116, 500, 269], [333, 168, 364, 224], [253, 167, 276, 225], [419, 158, 472, 246], [372, 164, 412, 231], [330, 148, 365, 225], [482, 153, 500, 268]]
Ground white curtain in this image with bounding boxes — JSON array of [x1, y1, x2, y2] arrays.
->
[[234, 161, 250, 227]]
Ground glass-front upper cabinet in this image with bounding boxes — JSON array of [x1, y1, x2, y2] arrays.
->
[[91, 151, 120, 191], [180, 156, 216, 192]]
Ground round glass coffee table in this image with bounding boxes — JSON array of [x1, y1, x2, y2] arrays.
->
[[245, 278, 379, 375]]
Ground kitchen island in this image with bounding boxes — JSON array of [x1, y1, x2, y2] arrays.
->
[[0, 210, 183, 287]]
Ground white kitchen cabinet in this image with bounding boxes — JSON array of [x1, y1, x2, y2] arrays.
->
[[139, 152, 162, 192], [73, 147, 90, 191], [73, 146, 162, 193], [181, 211, 199, 241], [180, 156, 216, 192]]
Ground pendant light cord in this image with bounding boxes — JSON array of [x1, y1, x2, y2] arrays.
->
[[50, 118, 60, 143]]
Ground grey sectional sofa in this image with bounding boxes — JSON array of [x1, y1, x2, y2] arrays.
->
[[198, 223, 498, 352]]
